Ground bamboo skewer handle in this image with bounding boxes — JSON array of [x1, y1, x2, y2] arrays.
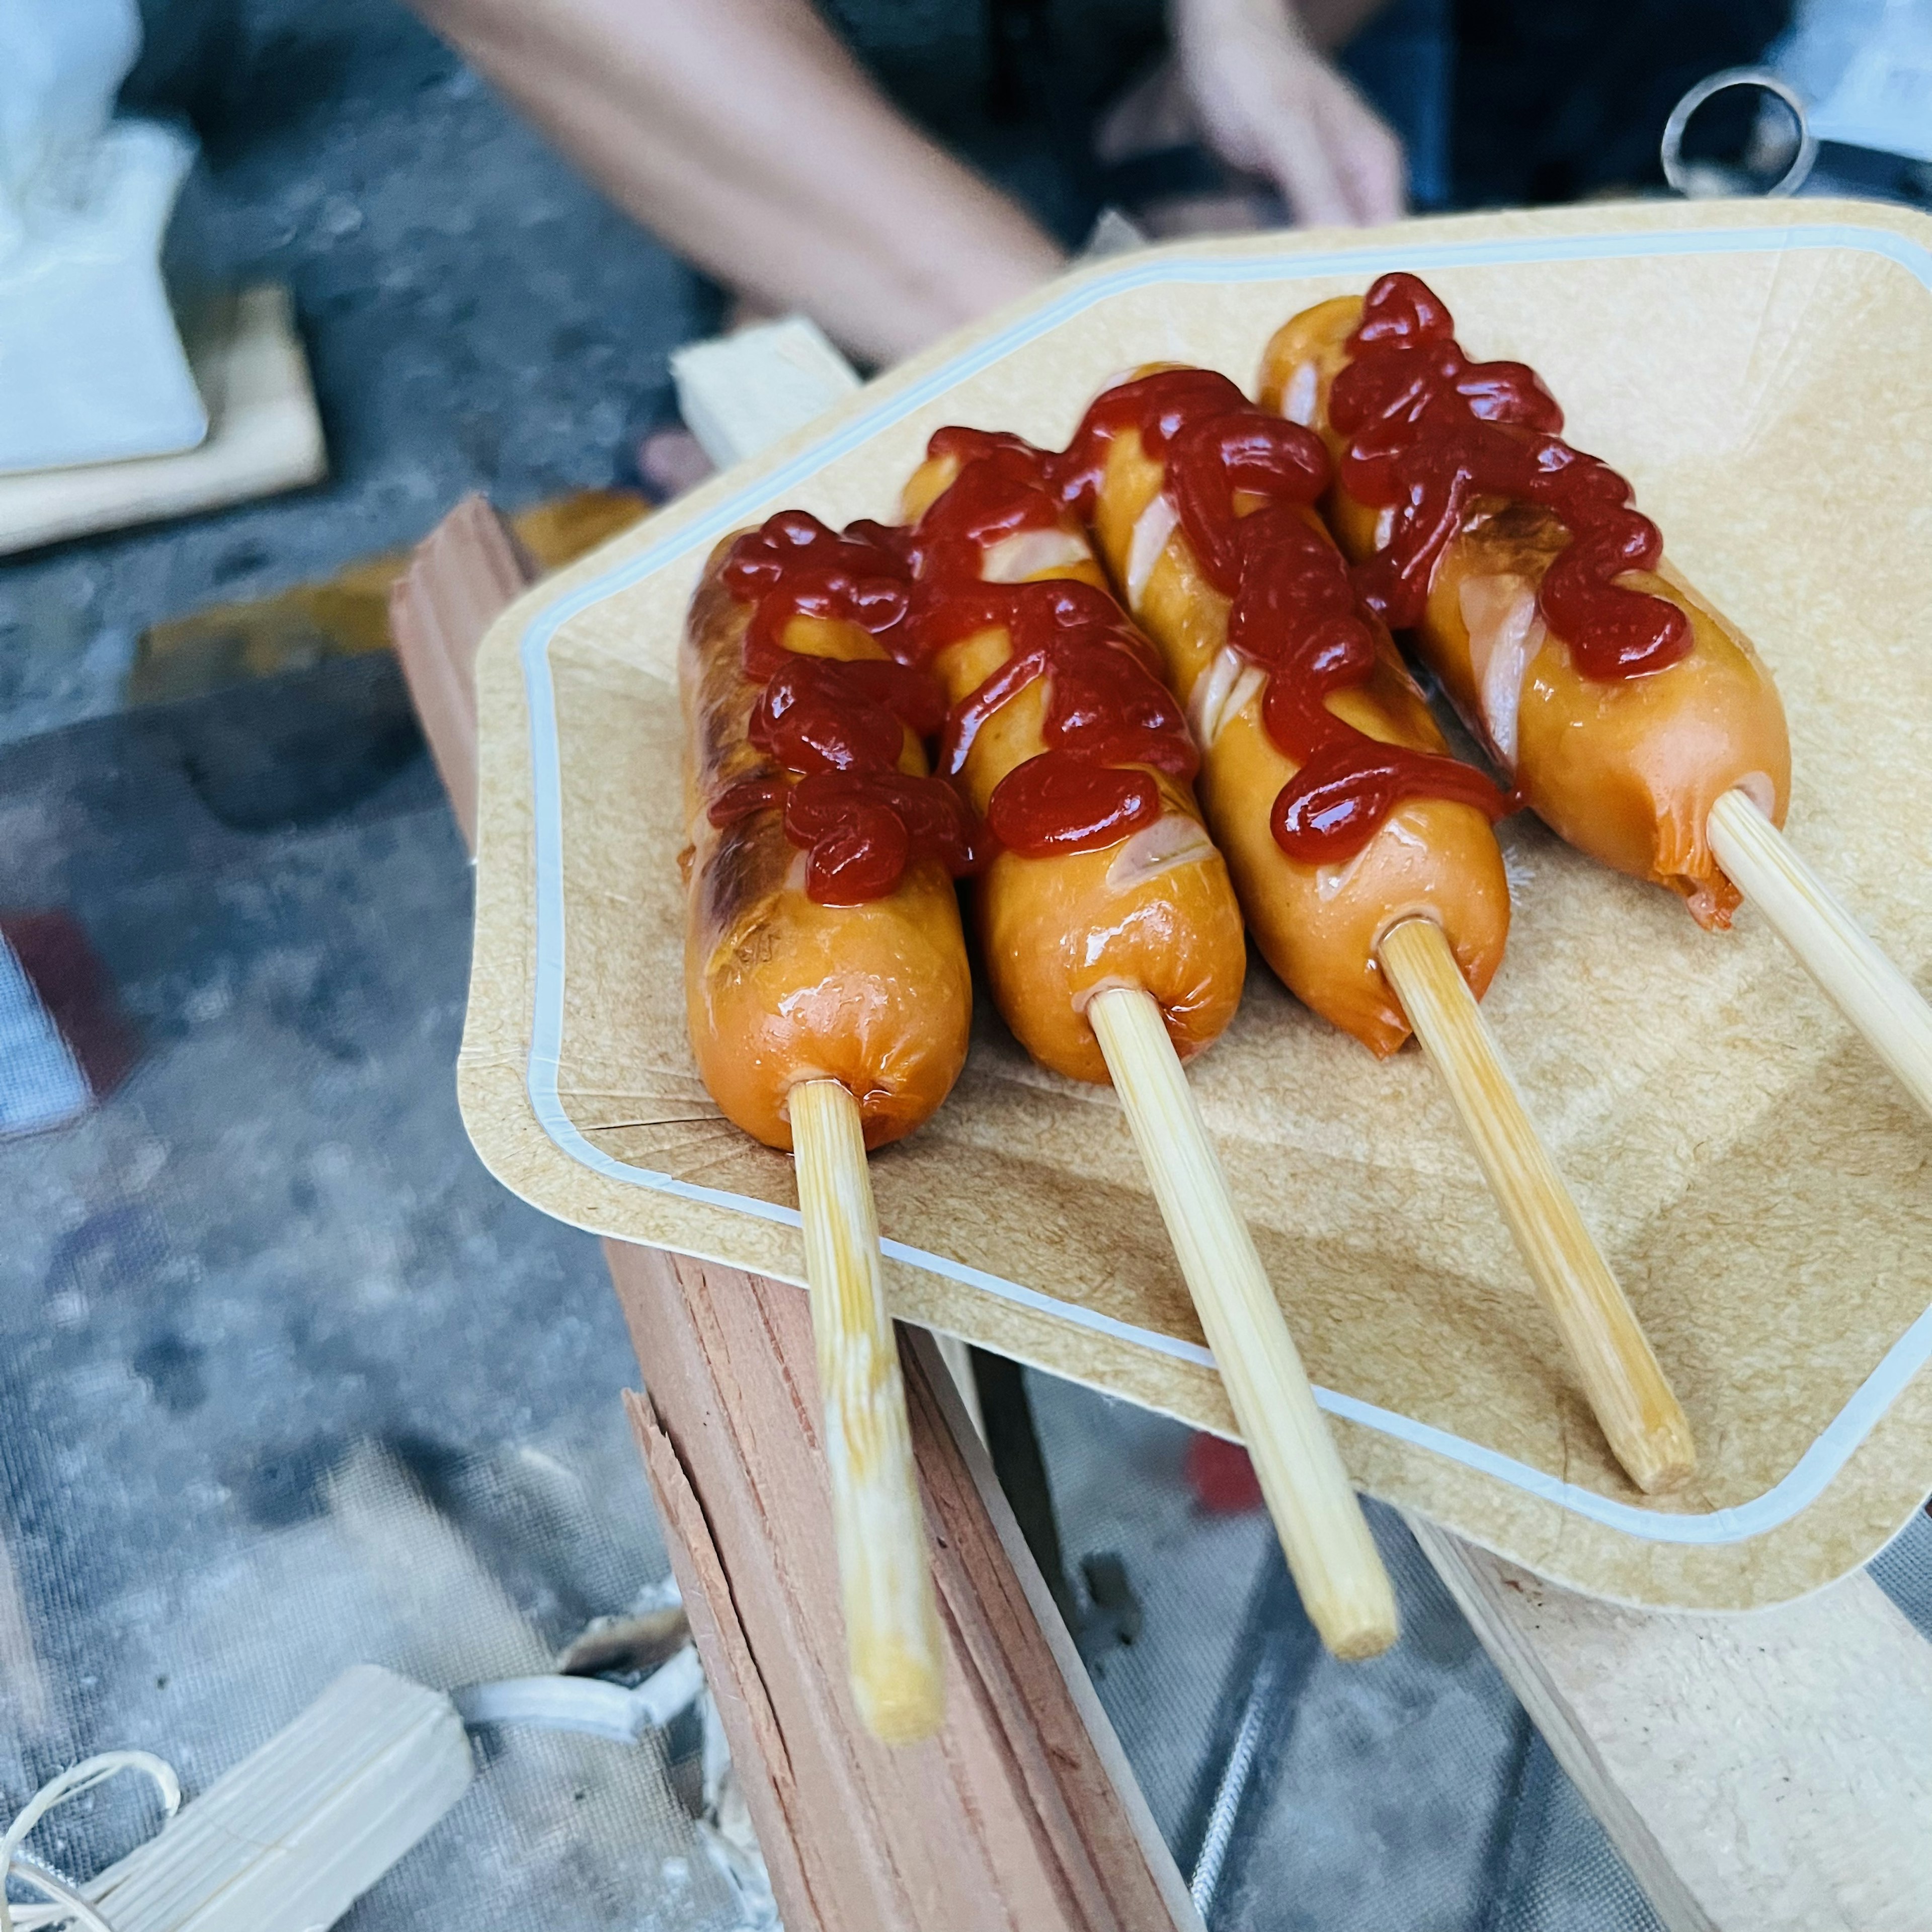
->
[[1709, 787, 1932, 1122], [789, 1078, 945, 1744], [1087, 986, 1400, 1661], [1377, 918, 1696, 1496]]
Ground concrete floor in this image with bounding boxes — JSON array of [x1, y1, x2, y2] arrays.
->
[[0, 674, 743, 1929]]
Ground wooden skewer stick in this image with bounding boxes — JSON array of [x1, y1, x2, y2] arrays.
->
[[1087, 986, 1400, 1661], [1377, 918, 1696, 1496], [1708, 787, 1932, 1122], [789, 1078, 945, 1744]]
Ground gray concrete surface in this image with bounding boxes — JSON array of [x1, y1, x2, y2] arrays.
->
[[0, 668, 742, 1929]]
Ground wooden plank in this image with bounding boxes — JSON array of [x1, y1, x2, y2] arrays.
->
[[390, 496, 1193, 1932], [669, 316, 860, 466], [904, 1326, 1199, 1932], [612, 1245, 1195, 1930], [1410, 1515, 1932, 1931], [388, 494, 533, 849], [621, 1381, 817, 1918]]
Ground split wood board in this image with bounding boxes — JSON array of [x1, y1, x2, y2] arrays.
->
[[460, 198, 1932, 1612]]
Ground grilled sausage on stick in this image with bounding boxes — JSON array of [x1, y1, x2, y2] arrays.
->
[[1063, 368, 1511, 1056], [683, 513, 981, 1742], [1064, 368, 1693, 1495], [900, 427, 1399, 1658], [1259, 272, 1788, 927], [1262, 272, 1932, 1126]]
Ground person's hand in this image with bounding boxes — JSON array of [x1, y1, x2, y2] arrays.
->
[[1171, 0, 1406, 226]]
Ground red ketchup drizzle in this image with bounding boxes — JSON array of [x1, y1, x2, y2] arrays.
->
[[1058, 371, 1507, 865], [901, 428, 1198, 859], [1330, 272, 1688, 679], [712, 511, 981, 905]]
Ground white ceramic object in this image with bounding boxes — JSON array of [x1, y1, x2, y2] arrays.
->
[[0, 0, 205, 476]]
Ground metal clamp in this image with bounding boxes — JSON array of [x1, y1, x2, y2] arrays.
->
[[1662, 65, 1818, 199]]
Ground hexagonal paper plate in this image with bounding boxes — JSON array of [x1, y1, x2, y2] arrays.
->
[[460, 199, 1932, 1610]]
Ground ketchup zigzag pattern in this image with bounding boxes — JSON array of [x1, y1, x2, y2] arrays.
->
[[903, 429, 1198, 858], [1334, 271, 1690, 680], [1061, 369, 1508, 865], [712, 512, 980, 905]]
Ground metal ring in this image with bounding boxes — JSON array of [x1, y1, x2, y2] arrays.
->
[[1661, 65, 1818, 199]]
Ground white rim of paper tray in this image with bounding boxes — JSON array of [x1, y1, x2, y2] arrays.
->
[[517, 220, 1932, 1547]]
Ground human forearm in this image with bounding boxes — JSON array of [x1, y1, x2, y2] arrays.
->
[[407, 0, 1065, 364]]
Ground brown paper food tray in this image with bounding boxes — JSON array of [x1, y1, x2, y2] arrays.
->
[[460, 199, 1932, 1612]]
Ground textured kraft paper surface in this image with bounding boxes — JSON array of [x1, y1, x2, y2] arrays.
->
[[460, 200, 1932, 1612]]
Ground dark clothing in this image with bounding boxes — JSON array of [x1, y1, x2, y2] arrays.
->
[[826, 0, 1789, 231], [1453, 0, 1792, 205]]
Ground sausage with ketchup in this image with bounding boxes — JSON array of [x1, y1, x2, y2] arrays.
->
[[681, 513, 980, 1150], [1061, 368, 1512, 1058], [1259, 273, 1791, 931], [898, 428, 1247, 1084]]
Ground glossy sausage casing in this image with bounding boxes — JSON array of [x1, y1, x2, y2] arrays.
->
[[681, 541, 972, 1151], [1260, 296, 1791, 930], [1081, 398, 1510, 1058], [901, 450, 1245, 1084]]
